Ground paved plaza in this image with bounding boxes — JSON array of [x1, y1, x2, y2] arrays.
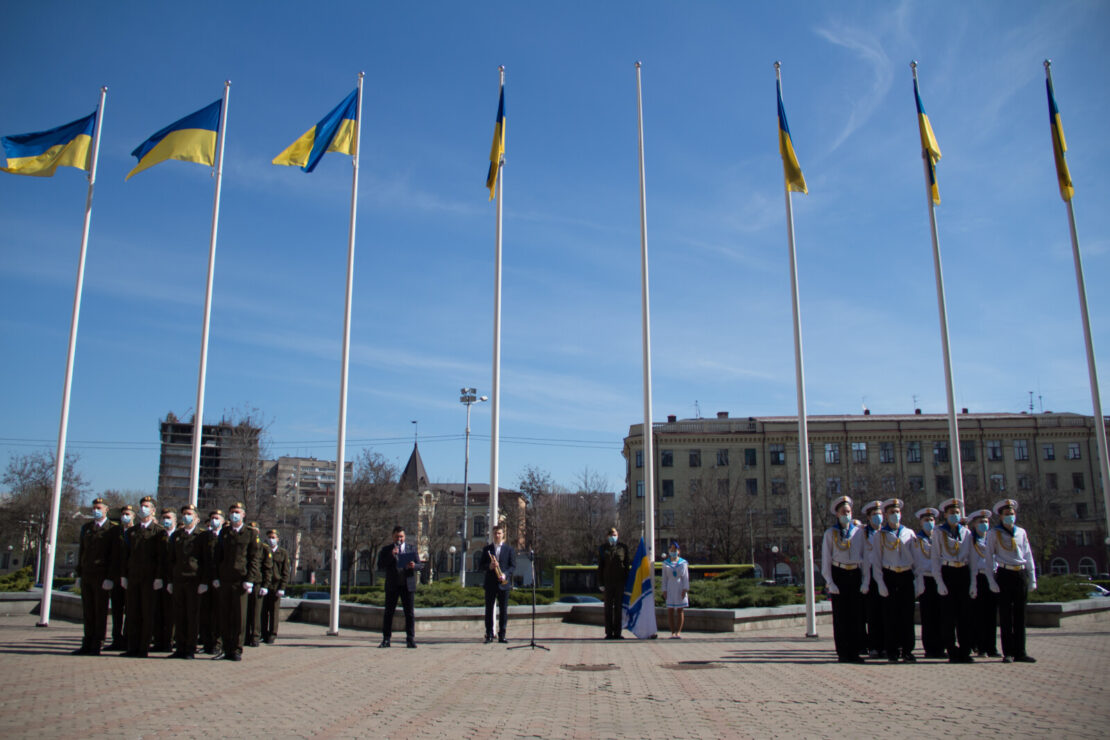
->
[[0, 610, 1107, 739]]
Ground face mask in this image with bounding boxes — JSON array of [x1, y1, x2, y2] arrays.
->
[[887, 513, 901, 527], [837, 514, 850, 527], [1002, 514, 1015, 527], [92, 509, 105, 520], [210, 519, 221, 530], [608, 536, 617, 545], [269, 538, 278, 547], [947, 513, 960, 526], [183, 514, 194, 525], [869, 514, 882, 527], [668, 550, 678, 560], [162, 518, 173, 529], [976, 522, 989, 534], [140, 505, 152, 517], [230, 512, 243, 524], [922, 520, 934, 533], [121, 514, 132, 524]]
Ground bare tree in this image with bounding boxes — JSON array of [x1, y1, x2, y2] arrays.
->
[[341, 450, 404, 586], [678, 470, 755, 563], [214, 406, 273, 525]]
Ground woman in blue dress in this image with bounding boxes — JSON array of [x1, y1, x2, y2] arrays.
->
[[661, 541, 689, 638]]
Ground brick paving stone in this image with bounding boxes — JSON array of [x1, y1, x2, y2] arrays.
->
[[0, 611, 1106, 739]]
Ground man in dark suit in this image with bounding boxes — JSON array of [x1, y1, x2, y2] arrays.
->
[[480, 524, 516, 644], [214, 502, 262, 661], [378, 526, 419, 648], [74, 497, 120, 655], [123, 495, 167, 658]]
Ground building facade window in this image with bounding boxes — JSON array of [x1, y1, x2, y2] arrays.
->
[[1079, 557, 1097, 576], [716, 449, 729, 467], [636, 480, 644, 498], [936, 475, 951, 492], [689, 479, 701, 495], [773, 508, 788, 526], [746, 478, 758, 496], [717, 478, 729, 496], [851, 442, 867, 463], [745, 448, 757, 466], [662, 480, 675, 498], [852, 477, 868, 493], [964, 473, 979, 491], [661, 450, 674, 467], [771, 478, 786, 496], [933, 441, 949, 463], [990, 473, 1005, 492], [689, 449, 702, 468], [474, 516, 487, 538], [1046, 472, 1058, 490], [879, 442, 895, 464], [1018, 474, 1033, 490], [825, 443, 841, 464], [882, 475, 897, 493], [1014, 439, 1029, 461], [1043, 443, 1055, 461], [1067, 442, 1082, 460], [635, 450, 643, 468], [661, 510, 675, 528], [1073, 472, 1085, 491], [961, 440, 977, 462], [1050, 558, 1069, 575], [907, 442, 922, 463], [826, 477, 841, 496], [769, 444, 785, 465], [987, 440, 1003, 461], [909, 475, 924, 492]]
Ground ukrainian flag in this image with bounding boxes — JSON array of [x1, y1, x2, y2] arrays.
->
[[1, 112, 96, 177], [1046, 78, 1073, 202], [273, 89, 358, 173], [486, 87, 505, 200], [621, 537, 658, 639], [914, 78, 942, 205], [127, 99, 222, 180], [777, 80, 807, 195]]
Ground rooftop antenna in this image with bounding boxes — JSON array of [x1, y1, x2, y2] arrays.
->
[[912, 394, 919, 411], [1029, 391, 1035, 413], [694, 400, 702, 419], [1039, 394, 1044, 414], [411, 419, 418, 445], [861, 396, 869, 414]]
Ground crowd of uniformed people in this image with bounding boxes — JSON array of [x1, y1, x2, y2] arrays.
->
[[822, 494, 1038, 664], [73, 496, 290, 661]]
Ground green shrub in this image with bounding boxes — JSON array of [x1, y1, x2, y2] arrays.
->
[[1028, 574, 1102, 603], [337, 579, 554, 608], [0, 566, 33, 593]]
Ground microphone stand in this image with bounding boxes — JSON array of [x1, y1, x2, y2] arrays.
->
[[508, 549, 548, 651]]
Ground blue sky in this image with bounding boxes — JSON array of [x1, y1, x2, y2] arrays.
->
[[2, 1, 1109, 498]]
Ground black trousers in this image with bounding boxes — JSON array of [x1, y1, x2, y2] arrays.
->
[[125, 581, 156, 655], [830, 566, 862, 659], [172, 579, 200, 655], [261, 591, 281, 641], [484, 587, 509, 638], [80, 572, 110, 651], [973, 573, 999, 655], [108, 583, 126, 645], [151, 588, 173, 650], [882, 569, 916, 658], [245, 590, 263, 642], [603, 586, 623, 637], [383, 586, 415, 641], [221, 581, 250, 656], [918, 576, 943, 657], [940, 565, 974, 659], [996, 569, 1028, 658], [865, 584, 885, 653], [198, 587, 221, 652]]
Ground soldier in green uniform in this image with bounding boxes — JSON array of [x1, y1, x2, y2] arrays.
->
[[261, 529, 291, 644], [597, 527, 630, 639], [122, 495, 167, 658], [167, 504, 204, 659], [214, 502, 262, 661], [197, 509, 223, 655], [245, 521, 272, 648], [151, 508, 176, 652], [106, 504, 133, 650], [74, 497, 120, 655]]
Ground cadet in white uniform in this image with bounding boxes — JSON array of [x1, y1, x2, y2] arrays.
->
[[931, 498, 975, 662], [820, 495, 869, 663], [860, 499, 885, 658], [871, 498, 917, 662], [986, 498, 1037, 663], [913, 507, 944, 659], [968, 509, 1000, 658]]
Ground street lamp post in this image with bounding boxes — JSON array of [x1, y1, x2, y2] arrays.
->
[[460, 388, 488, 588]]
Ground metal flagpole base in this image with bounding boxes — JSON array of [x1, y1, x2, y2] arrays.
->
[[326, 630, 340, 636], [507, 550, 548, 651]]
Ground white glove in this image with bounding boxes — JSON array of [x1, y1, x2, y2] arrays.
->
[[213, 579, 220, 589], [75, 577, 81, 591], [244, 582, 253, 594], [167, 583, 173, 595], [599, 585, 605, 592], [970, 585, 978, 599], [153, 578, 163, 591], [878, 585, 889, 598], [826, 583, 840, 596], [198, 583, 208, 594], [1030, 581, 1037, 592], [102, 579, 113, 591], [120, 577, 128, 589], [260, 587, 269, 596], [277, 590, 285, 597], [860, 584, 869, 595], [936, 582, 948, 597], [990, 582, 1000, 594], [915, 583, 924, 598]]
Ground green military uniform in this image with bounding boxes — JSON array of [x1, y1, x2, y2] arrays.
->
[[216, 509, 262, 660], [261, 541, 291, 643], [245, 522, 272, 647], [151, 512, 176, 652], [197, 512, 223, 654], [107, 511, 133, 650], [598, 536, 630, 639], [75, 499, 120, 655], [124, 500, 168, 658], [168, 515, 204, 658]]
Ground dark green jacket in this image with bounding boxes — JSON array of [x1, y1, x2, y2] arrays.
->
[[216, 524, 262, 584], [597, 542, 630, 588], [125, 521, 168, 585], [76, 519, 120, 580], [196, 528, 220, 584], [168, 525, 205, 581], [268, 547, 291, 591]]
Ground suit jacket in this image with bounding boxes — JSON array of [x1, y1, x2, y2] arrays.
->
[[378, 542, 418, 594], [479, 543, 516, 592], [77, 519, 120, 581], [216, 524, 263, 585]]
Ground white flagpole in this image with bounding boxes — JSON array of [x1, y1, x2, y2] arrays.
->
[[911, 62, 966, 514], [1045, 60, 1110, 548], [187, 80, 231, 510], [775, 62, 816, 638], [37, 87, 107, 627], [489, 66, 505, 640], [634, 62, 656, 565], [329, 71, 365, 636]]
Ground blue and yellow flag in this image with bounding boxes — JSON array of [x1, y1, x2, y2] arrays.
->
[[127, 99, 222, 180], [486, 87, 505, 200], [914, 78, 942, 205], [273, 89, 358, 173], [777, 80, 807, 194], [1046, 77, 1073, 202], [621, 537, 657, 639], [1, 112, 96, 177]]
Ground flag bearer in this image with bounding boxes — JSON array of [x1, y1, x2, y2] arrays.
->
[[820, 495, 868, 663], [987, 499, 1037, 663]]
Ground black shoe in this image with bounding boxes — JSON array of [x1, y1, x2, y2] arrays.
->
[[901, 653, 916, 663], [986, 651, 1001, 658], [378, 639, 390, 648], [134, 652, 148, 658], [406, 640, 417, 649], [106, 641, 124, 651], [888, 656, 900, 663], [1015, 655, 1037, 663], [181, 653, 195, 659], [71, 646, 91, 656], [247, 639, 260, 648], [212, 651, 224, 660], [120, 650, 138, 657], [614, 635, 624, 639], [264, 637, 275, 645], [228, 652, 242, 661], [498, 637, 508, 644], [1002, 655, 1015, 663], [838, 656, 865, 663], [165, 652, 182, 659]]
